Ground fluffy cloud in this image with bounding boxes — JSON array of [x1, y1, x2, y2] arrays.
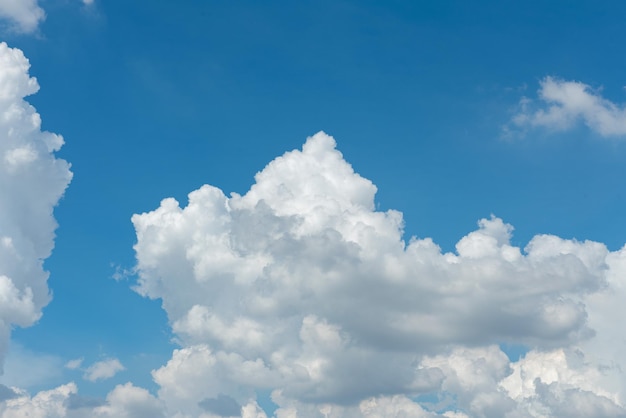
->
[[418, 345, 626, 418], [0, 382, 163, 418], [0, 131, 623, 417], [127, 132, 626, 416], [91, 383, 164, 418], [501, 349, 625, 417], [0, 42, 72, 367], [83, 359, 125, 382], [0, 0, 45, 33], [0, 382, 75, 418], [509, 76, 626, 138]]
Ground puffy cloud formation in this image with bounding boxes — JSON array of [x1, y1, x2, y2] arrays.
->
[[83, 359, 125, 382], [0, 382, 165, 418], [0, 0, 45, 33], [123, 132, 626, 417], [90, 383, 165, 418], [0, 43, 72, 366], [0, 383, 75, 418], [509, 76, 626, 138], [0, 131, 624, 417]]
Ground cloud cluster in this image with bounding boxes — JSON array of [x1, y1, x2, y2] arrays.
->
[[509, 76, 626, 138], [1, 126, 624, 417], [126, 132, 626, 416], [0, 42, 72, 366], [0, 382, 167, 418], [0, 0, 45, 33]]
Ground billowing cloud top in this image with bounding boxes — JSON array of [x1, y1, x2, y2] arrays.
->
[[128, 132, 626, 417], [0, 42, 72, 366]]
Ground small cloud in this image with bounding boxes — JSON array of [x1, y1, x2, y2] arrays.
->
[[506, 76, 626, 138], [82, 0, 94, 4], [83, 358, 125, 382], [0, 0, 45, 33], [111, 264, 135, 281], [64, 358, 83, 370]]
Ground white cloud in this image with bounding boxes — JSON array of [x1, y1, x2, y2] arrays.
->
[[91, 383, 164, 418], [0, 382, 163, 418], [0, 0, 45, 33], [500, 348, 625, 417], [421, 346, 513, 415], [65, 358, 83, 370], [0, 42, 72, 369], [83, 359, 125, 382], [0, 131, 624, 417], [417, 345, 626, 418], [0, 382, 75, 418], [269, 392, 439, 418], [126, 132, 626, 416], [509, 76, 626, 138]]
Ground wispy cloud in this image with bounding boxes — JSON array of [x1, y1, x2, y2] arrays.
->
[[507, 76, 626, 138], [65, 358, 84, 370], [0, 0, 45, 33], [83, 358, 125, 382]]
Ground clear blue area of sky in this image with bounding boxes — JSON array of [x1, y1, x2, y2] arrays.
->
[[3, 0, 626, 399]]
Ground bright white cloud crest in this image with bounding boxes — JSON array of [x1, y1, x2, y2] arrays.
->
[[0, 42, 72, 367]]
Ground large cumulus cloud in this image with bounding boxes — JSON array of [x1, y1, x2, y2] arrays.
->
[[125, 132, 626, 417], [1, 131, 624, 416], [0, 42, 72, 366]]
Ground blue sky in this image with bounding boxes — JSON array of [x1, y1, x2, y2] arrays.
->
[[1, 1, 626, 417]]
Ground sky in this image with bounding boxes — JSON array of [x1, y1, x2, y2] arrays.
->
[[1, 0, 626, 417]]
